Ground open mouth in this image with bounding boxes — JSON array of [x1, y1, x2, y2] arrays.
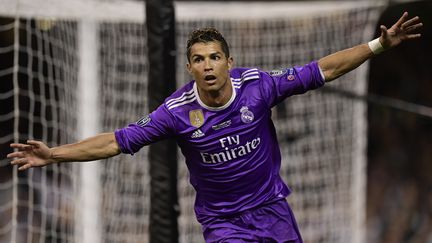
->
[[204, 75, 217, 82]]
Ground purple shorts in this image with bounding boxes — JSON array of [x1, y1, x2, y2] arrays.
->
[[198, 199, 303, 243]]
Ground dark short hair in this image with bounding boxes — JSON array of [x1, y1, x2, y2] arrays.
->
[[186, 27, 230, 62]]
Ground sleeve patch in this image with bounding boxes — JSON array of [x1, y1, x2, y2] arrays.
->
[[136, 115, 151, 127], [287, 68, 295, 81], [268, 69, 287, 77]]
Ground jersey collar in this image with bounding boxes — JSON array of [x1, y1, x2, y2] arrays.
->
[[193, 79, 236, 111]]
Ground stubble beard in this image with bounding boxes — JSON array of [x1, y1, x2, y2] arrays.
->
[[198, 76, 232, 107]]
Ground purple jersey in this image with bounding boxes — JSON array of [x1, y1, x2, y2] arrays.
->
[[114, 61, 325, 218]]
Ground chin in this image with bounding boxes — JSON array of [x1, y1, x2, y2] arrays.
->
[[202, 85, 221, 93], [198, 81, 218, 90], [198, 78, 228, 93]]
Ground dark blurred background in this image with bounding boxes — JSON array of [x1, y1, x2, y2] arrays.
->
[[367, 1, 432, 242]]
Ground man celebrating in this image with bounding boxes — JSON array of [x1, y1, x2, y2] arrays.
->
[[8, 12, 422, 242]]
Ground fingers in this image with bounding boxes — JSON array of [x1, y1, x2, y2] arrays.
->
[[10, 140, 41, 149], [380, 25, 388, 38], [401, 16, 421, 29], [404, 23, 423, 34], [27, 140, 42, 147], [10, 143, 33, 150], [8, 140, 47, 171], [10, 157, 37, 171], [10, 158, 33, 171], [19, 163, 33, 171], [395, 11, 409, 27], [405, 33, 422, 40], [7, 151, 26, 159], [401, 14, 422, 40], [10, 157, 28, 166]]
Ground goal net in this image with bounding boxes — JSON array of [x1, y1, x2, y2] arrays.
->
[[0, 1, 383, 242]]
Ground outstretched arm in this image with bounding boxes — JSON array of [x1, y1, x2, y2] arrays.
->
[[7, 132, 121, 171], [318, 12, 422, 82]]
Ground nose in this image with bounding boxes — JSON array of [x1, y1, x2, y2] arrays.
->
[[204, 58, 212, 71]]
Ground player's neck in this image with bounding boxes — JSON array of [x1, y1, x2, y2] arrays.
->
[[197, 79, 233, 108]]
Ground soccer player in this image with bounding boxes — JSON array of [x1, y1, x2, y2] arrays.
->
[[8, 12, 422, 242]]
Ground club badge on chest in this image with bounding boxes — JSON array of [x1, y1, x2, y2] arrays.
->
[[240, 106, 254, 124]]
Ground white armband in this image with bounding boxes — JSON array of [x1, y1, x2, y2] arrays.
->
[[318, 65, 326, 81], [368, 38, 385, 55]]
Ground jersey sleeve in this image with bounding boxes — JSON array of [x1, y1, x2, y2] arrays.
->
[[114, 104, 176, 155], [260, 61, 325, 108]]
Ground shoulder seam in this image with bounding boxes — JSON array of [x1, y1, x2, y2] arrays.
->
[[166, 88, 196, 110], [232, 68, 260, 89], [166, 88, 194, 106]]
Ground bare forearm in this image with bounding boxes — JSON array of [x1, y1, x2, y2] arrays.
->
[[318, 43, 374, 82], [50, 133, 120, 163], [319, 12, 422, 82]]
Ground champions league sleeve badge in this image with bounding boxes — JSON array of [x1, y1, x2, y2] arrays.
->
[[136, 115, 151, 127], [268, 68, 295, 80], [240, 106, 254, 124], [287, 68, 295, 81]]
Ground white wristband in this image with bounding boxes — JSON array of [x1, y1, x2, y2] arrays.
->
[[368, 38, 385, 55]]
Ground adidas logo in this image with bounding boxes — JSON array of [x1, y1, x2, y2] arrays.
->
[[191, 129, 205, 138]]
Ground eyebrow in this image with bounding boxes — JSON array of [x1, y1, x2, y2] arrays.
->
[[191, 51, 222, 59]]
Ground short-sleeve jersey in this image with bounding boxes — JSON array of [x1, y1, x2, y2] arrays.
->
[[115, 61, 325, 219]]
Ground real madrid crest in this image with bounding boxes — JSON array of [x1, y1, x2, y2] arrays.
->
[[189, 109, 205, 128], [240, 106, 254, 124]]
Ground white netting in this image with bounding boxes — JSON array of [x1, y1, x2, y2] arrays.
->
[[0, 0, 149, 242], [0, 17, 79, 242], [98, 21, 150, 243], [0, 1, 383, 243]]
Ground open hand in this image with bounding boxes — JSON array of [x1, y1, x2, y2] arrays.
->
[[380, 12, 423, 49], [7, 140, 53, 171]]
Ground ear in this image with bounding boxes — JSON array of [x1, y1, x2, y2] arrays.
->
[[227, 57, 234, 70], [186, 62, 192, 75]]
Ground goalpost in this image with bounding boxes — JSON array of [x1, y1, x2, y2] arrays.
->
[[0, 0, 384, 242]]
